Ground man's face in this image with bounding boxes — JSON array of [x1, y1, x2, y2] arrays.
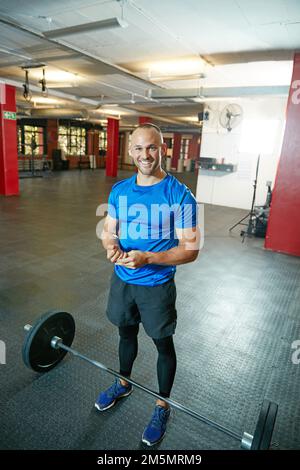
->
[[130, 128, 167, 175]]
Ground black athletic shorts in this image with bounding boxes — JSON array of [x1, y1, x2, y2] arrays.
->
[[106, 271, 177, 339]]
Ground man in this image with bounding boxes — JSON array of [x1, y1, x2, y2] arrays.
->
[[95, 123, 200, 446]]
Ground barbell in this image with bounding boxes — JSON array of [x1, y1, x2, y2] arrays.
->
[[22, 310, 278, 450]]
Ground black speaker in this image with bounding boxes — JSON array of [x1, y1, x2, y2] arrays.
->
[[52, 149, 63, 171], [198, 110, 210, 122]]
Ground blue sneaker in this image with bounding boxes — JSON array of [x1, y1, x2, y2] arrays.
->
[[142, 405, 171, 446], [95, 379, 133, 411]]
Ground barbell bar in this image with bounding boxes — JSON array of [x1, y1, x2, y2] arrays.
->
[[22, 310, 278, 450]]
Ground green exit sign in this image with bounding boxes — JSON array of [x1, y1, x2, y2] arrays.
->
[[3, 111, 16, 120]]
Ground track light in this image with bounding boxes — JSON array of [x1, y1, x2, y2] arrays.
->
[[42, 17, 128, 39]]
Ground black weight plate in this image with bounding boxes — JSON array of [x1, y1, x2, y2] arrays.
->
[[251, 400, 270, 450], [22, 310, 75, 373], [251, 399, 278, 450], [259, 402, 278, 450]]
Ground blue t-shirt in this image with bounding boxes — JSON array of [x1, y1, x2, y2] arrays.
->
[[108, 173, 197, 286]]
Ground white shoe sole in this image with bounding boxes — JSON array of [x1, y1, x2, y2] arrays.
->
[[141, 432, 165, 447], [95, 388, 133, 412], [141, 408, 171, 445]]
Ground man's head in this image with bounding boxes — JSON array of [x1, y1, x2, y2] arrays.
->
[[129, 123, 167, 176]]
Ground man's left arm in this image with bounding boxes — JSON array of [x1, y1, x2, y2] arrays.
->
[[116, 226, 200, 269]]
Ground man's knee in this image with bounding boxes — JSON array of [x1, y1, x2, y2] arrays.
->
[[152, 336, 175, 355], [119, 324, 139, 340]]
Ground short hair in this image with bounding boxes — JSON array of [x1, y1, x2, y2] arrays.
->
[[131, 123, 163, 143]]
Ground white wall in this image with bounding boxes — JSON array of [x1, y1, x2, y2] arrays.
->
[[196, 97, 288, 209]]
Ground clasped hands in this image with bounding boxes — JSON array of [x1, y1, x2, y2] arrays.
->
[[107, 244, 148, 269]]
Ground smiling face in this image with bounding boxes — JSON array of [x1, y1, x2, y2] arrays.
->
[[129, 127, 167, 176]]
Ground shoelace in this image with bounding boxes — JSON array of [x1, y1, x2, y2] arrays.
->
[[107, 380, 122, 398], [150, 407, 168, 428]]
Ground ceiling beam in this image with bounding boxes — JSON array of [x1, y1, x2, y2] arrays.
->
[[202, 50, 296, 66], [43, 18, 127, 39], [151, 86, 289, 100]]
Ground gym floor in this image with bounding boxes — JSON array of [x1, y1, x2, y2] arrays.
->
[[0, 170, 299, 450]]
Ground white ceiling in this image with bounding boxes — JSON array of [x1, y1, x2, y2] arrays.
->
[[0, 0, 299, 129]]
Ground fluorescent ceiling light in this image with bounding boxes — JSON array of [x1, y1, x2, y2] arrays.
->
[[32, 96, 59, 104], [99, 108, 125, 116], [43, 18, 128, 39], [78, 97, 100, 105], [98, 105, 137, 116], [181, 116, 200, 123], [192, 96, 237, 102], [150, 73, 206, 82], [149, 59, 205, 77], [191, 96, 206, 103], [28, 69, 80, 84]]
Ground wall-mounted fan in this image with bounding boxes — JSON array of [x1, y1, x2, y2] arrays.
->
[[219, 103, 243, 132]]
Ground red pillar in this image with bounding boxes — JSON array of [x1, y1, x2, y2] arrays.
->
[[0, 84, 19, 196], [47, 119, 58, 160], [197, 138, 201, 159], [139, 116, 152, 125], [265, 53, 300, 256], [172, 133, 182, 169], [106, 118, 119, 177], [188, 134, 200, 159]]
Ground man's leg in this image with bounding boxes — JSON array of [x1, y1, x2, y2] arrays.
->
[[152, 335, 177, 405], [119, 324, 139, 385], [141, 336, 176, 445], [95, 324, 139, 411]]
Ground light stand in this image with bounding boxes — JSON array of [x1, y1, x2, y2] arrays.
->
[[229, 155, 260, 242]]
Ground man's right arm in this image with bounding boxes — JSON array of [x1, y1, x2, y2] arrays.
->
[[101, 214, 126, 263]]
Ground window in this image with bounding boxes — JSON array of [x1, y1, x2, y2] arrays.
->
[[239, 120, 280, 154], [163, 137, 173, 157], [58, 126, 86, 155], [21, 126, 44, 155], [164, 137, 173, 149], [180, 138, 190, 159], [17, 126, 22, 154], [99, 130, 107, 153]]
